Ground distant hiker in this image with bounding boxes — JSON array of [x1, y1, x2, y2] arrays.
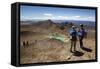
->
[[26, 41, 29, 46], [23, 41, 26, 47], [78, 24, 87, 48], [23, 41, 29, 47], [69, 26, 77, 52]]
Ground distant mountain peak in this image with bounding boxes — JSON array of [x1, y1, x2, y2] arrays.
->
[[46, 19, 53, 22], [40, 19, 53, 23]]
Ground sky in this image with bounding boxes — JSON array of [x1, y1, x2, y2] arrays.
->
[[20, 5, 96, 21]]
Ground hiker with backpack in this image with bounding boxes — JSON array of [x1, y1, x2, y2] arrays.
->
[[78, 24, 87, 48], [69, 26, 77, 52]]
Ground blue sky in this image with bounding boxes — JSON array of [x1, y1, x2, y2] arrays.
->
[[20, 5, 95, 21]]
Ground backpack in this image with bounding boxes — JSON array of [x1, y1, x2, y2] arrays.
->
[[70, 29, 77, 37], [79, 29, 87, 38]]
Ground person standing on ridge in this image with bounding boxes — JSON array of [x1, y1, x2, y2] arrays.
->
[[78, 24, 87, 48], [69, 26, 77, 52]]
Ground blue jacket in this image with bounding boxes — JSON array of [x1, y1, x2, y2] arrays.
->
[[69, 29, 77, 37]]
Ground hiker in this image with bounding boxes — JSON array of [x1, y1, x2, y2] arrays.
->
[[23, 41, 26, 47], [23, 41, 29, 47], [69, 26, 77, 52], [26, 41, 29, 46], [78, 24, 87, 48]]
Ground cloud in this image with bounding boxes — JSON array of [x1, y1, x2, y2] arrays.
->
[[44, 13, 53, 16], [75, 16, 81, 18], [43, 14, 68, 20], [58, 16, 68, 19]]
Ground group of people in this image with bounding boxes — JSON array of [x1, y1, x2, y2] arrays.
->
[[23, 41, 29, 47], [69, 24, 87, 53]]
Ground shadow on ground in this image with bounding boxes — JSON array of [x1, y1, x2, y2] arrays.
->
[[72, 51, 84, 57], [81, 46, 92, 52]]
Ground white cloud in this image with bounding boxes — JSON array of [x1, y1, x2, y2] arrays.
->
[[44, 13, 53, 16], [58, 16, 68, 19], [43, 14, 68, 20], [74, 16, 81, 18]]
